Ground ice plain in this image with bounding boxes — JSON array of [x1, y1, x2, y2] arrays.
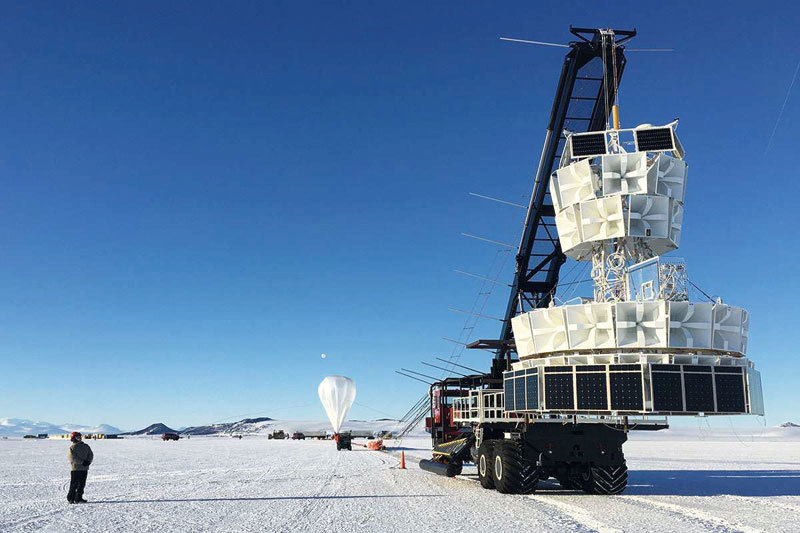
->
[[1, 426, 799, 532]]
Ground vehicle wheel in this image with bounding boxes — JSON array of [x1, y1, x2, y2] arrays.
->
[[445, 460, 463, 477], [493, 440, 538, 494], [469, 444, 478, 464], [477, 440, 495, 489], [586, 462, 628, 495]]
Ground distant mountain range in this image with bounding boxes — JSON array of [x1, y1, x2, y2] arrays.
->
[[1, 416, 403, 437], [181, 417, 273, 436], [166, 417, 399, 436], [4, 416, 798, 438], [0, 418, 121, 437], [121, 423, 178, 436]]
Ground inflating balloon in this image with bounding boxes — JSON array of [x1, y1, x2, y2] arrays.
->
[[317, 376, 356, 433]]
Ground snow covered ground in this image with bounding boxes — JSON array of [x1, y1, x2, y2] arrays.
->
[[2, 428, 799, 532]]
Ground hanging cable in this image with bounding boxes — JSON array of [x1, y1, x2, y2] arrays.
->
[[687, 278, 716, 302], [610, 29, 621, 130]]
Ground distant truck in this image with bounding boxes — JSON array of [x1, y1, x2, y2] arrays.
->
[[162, 433, 180, 441], [334, 432, 352, 451], [291, 432, 305, 440]]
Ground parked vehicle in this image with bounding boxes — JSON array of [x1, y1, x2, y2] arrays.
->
[[334, 432, 352, 451]]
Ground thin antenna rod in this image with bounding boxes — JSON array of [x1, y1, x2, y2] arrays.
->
[[461, 233, 515, 248], [395, 370, 432, 385], [453, 269, 511, 286], [435, 357, 484, 374], [421, 361, 468, 377], [401, 368, 440, 381], [625, 48, 674, 52], [448, 307, 504, 322], [442, 337, 494, 353], [500, 37, 569, 48], [469, 192, 526, 209]]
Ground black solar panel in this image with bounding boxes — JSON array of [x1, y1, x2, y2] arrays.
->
[[576, 373, 608, 410], [610, 364, 641, 371], [504, 376, 514, 411], [684, 373, 715, 412], [713, 366, 743, 374], [525, 375, 538, 410], [610, 372, 644, 411], [571, 132, 607, 157], [652, 371, 683, 411], [635, 127, 675, 152], [652, 364, 681, 372], [714, 373, 746, 413], [514, 377, 526, 411], [545, 374, 574, 410], [545, 365, 573, 373], [684, 365, 712, 374]]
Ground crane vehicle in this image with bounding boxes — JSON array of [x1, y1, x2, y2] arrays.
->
[[417, 27, 764, 495]]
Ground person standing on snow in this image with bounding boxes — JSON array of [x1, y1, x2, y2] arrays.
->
[[67, 432, 93, 504]]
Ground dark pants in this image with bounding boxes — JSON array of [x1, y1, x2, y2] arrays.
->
[[67, 470, 88, 502]]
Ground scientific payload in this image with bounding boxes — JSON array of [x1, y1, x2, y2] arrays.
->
[[417, 27, 765, 495]]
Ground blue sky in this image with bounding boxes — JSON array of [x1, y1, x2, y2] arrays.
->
[[1, 2, 798, 430]]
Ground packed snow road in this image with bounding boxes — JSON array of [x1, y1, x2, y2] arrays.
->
[[1, 432, 799, 532]]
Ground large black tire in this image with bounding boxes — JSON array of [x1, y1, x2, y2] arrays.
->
[[586, 462, 628, 495], [477, 441, 495, 489], [493, 440, 538, 495]]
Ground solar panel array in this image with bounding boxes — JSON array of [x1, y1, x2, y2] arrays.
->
[[504, 368, 539, 411], [570, 132, 607, 157], [503, 364, 748, 414], [634, 127, 675, 152]]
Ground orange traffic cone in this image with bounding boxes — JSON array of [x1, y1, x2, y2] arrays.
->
[[400, 451, 406, 470]]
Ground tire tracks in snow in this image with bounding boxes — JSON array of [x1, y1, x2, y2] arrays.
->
[[448, 471, 622, 532], [524, 495, 623, 533], [0, 507, 68, 532], [283, 446, 342, 532], [720, 494, 800, 515], [450, 471, 764, 533], [620, 495, 764, 533]]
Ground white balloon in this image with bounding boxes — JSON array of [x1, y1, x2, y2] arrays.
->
[[320, 353, 327, 359], [317, 376, 356, 434]]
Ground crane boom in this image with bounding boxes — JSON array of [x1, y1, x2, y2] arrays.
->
[[491, 27, 635, 366]]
